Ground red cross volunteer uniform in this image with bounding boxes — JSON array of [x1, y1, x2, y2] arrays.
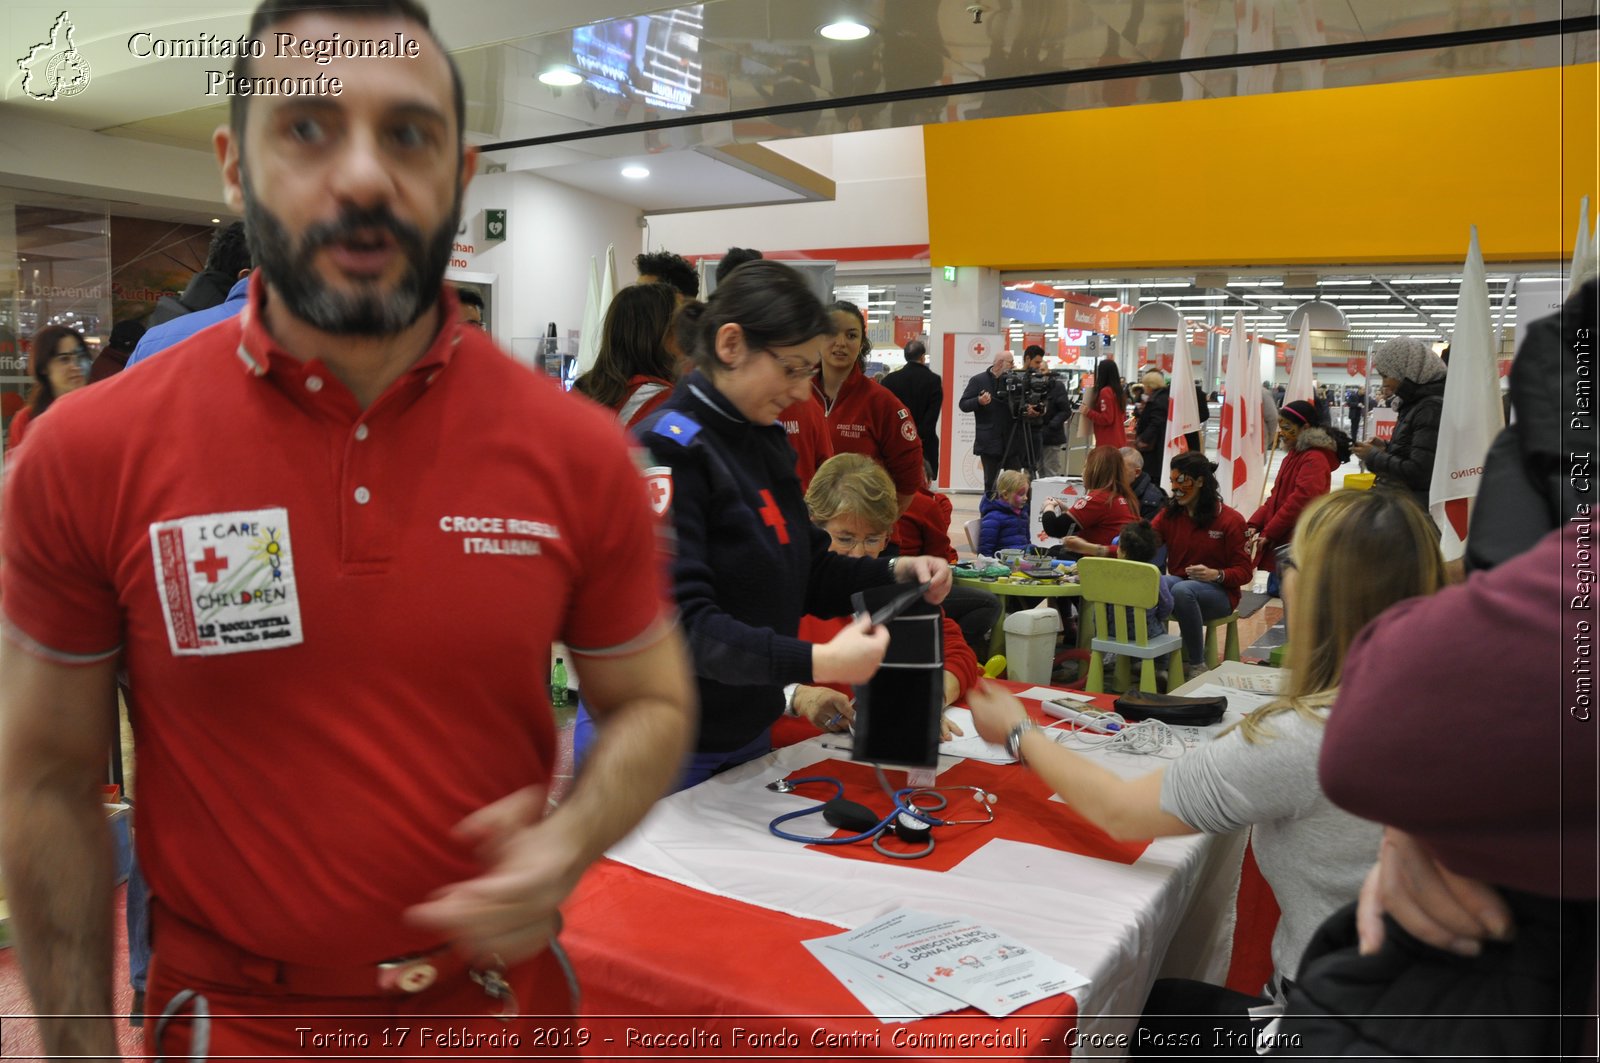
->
[[812, 368, 925, 499], [0, 279, 670, 1055]]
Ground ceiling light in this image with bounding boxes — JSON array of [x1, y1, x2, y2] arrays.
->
[[1226, 280, 1285, 287], [539, 68, 583, 87], [819, 20, 871, 40], [211, 217, 221, 224], [621, 165, 650, 179], [1128, 302, 1184, 331], [1285, 300, 1351, 332]]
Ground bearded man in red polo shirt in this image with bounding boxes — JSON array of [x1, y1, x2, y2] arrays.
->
[[0, 1, 695, 1057]]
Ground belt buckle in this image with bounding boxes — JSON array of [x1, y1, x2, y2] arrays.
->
[[377, 955, 439, 994]]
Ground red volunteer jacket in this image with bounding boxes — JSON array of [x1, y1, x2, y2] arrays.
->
[[779, 398, 832, 491], [893, 488, 957, 563], [813, 368, 925, 499], [1152, 503, 1253, 608]]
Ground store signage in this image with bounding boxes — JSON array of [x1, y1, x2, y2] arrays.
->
[[893, 316, 923, 347], [1347, 356, 1366, 377], [1372, 409, 1399, 442], [1000, 289, 1053, 326]]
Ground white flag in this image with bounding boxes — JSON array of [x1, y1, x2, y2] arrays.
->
[[1284, 316, 1316, 406], [1572, 196, 1596, 297], [1159, 326, 1204, 489], [575, 255, 603, 374], [1217, 311, 1265, 511], [1429, 226, 1505, 562]]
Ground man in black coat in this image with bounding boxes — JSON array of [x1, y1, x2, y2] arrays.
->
[[1133, 369, 1170, 461], [880, 338, 943, 471], [958, 351, 1015, 496]]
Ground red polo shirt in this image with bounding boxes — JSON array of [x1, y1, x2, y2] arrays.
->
[[1151, 504, 1253, 608], [1066, 489, 1138, 547], [1, 277, 669, 966], [813, 368, 925, 498]]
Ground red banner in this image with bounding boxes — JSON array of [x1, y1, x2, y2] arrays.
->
[[893, 315, 923, 348], [1347, 356, 1366, 377], [1023, 331, 1046, 353]]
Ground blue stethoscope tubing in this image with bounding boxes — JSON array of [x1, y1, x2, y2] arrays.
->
[[767, 776, 951, 845]]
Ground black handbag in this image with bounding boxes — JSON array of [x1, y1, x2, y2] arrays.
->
[[1111, 690, 1227, 726]]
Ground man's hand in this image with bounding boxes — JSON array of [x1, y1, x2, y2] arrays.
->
[[812, 614, 890, 685], [407, 786, 579, 963], [793, 685, 854, 732], [977, 391, 992, 406], [966, 680, 1029, 745], [1356, 827, 1513, 957], [895, 554, 952, 605]]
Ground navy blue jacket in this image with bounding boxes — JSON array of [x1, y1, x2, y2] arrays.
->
[[978, 496, 1031, 556], [637, 372, 889, 752]]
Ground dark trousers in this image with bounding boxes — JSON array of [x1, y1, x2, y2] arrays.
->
[[980, 453, 1004, 498], [943, 583, 1001, 660]]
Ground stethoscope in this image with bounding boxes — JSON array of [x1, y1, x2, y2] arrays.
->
[[765, 776, 998, 860]]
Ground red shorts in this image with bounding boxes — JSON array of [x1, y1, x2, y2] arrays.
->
[[145, 905, 582, 1059]]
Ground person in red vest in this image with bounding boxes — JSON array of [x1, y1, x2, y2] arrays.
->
[[1040, 445, 1139, 557], [1247, 399, 1340, 598], [572, 282, 680, 429]]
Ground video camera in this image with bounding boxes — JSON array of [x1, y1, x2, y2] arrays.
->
[[1000, 368, 1054, 417]]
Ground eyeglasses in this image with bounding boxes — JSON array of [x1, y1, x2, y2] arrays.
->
[[829, 532, 888, 551], [50, 349, 90, 366], [764, 349, 820, 381], [1169, 471, 1197, 485]]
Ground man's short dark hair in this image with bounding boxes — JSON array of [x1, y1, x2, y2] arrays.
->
[[714, 247, 763, 286], [455, 286, 484, 311], [206, 221, 252, 278], [1023, 344, 1045, 362], [229, 0, 465, 144], [635, 250, 699, 298], [903, 339, 926, 362]]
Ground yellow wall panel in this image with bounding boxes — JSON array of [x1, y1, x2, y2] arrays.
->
[[926, 65, 1599, 271]]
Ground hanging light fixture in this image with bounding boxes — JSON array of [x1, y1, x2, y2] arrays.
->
[[1128, 301, 1184, 331], [1285, 300, 1350, 332]]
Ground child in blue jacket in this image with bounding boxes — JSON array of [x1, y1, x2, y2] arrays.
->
[[979, 469, 1032, 556]]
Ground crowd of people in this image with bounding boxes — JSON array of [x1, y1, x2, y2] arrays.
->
[[0, 1, 1586, 1057]]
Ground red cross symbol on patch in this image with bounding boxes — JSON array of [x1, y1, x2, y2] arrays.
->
[[757, 489, 790, 545], [194, 546, 230, 584], [642, 467, 673, 516]]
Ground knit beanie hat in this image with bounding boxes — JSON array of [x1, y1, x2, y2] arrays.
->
[[1280, 400, 1318, 426], [1371, 337, 1447, 386]]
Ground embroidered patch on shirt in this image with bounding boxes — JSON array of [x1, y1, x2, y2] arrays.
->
[[642, 466, 673, 516], [900, 420, 918, 441], [148, 508, 304, 656]]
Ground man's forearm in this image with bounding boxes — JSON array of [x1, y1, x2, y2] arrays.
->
[[552, 691, 692, 868], [0, 782, 119, 1058]]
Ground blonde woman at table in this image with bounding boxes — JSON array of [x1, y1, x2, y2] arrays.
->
[[967, 488, 1446, 1048], [770, 453, 979, 749]]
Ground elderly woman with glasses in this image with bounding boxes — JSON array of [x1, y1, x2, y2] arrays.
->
[[1152, 451, 1253, 673], [772, 454, 978, 746], [572, 261, 952, 790], [9, 325, 91, 449]]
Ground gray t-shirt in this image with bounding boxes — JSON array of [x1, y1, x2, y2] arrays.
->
[[1160, 709, 1381, 984]]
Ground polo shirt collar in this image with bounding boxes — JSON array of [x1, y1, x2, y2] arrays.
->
[[235, 271, 464, 381]]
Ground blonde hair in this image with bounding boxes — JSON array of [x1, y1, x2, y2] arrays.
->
[[805, 453, 898, 532], [994, 469, 1030, 500], [1233, 489, 1446, 744]]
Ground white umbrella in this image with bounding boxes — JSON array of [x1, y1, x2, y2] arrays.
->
[[1430, 225, 1505, 562], [1217, 311, 1265, 511], [1159, 325, 1204, 489]]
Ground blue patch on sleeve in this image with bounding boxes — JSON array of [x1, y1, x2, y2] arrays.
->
[[650, 411, 702, 444]]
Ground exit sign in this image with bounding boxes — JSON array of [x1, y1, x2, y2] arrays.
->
[[942, 266, 956, 282]]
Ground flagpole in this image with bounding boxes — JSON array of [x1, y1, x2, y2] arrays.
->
[[1258, 431, 1279, 510]]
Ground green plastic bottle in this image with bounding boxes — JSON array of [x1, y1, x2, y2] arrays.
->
[[550, 656, 568, 709]]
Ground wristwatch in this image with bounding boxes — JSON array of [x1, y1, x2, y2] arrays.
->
[[1005, 721, 1038, 764], [886, 556, 899, 580]]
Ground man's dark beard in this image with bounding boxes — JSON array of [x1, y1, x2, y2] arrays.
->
[[241, 166, 458, 335]]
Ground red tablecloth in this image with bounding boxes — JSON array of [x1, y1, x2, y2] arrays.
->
[[565, 860, 1077, 1059]]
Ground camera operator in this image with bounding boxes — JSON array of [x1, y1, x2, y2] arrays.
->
[[1001, 346, 1069, 477], [959, 351, 1016, 497]]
